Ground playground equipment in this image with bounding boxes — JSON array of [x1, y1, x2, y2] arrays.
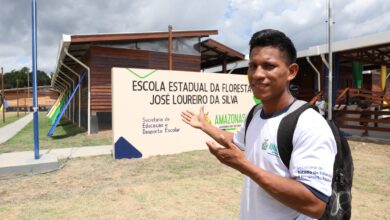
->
[[47, 71, 86, 136], [47, 90, 69, 124], [0, 100, 8, 112]]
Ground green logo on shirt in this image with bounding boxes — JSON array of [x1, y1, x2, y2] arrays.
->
[[261, 139, 269, 150], [268, 143, 279, 157], [261, 139, 280, 157]]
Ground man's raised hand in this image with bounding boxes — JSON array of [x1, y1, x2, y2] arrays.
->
[[181, 106, 206, 130]]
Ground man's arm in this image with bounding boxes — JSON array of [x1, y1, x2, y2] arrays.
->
[[181, 106, 234, 145], [206, 136, 326, 219]]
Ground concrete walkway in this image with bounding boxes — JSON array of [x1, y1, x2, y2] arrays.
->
[[0, 113, 112, 177], [0, 145, 112, 177], [39, 145, 112, 160], [0, 113, 33, 144]]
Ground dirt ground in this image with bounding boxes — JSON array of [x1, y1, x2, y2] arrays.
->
[[348, 140, 390, 220], [0, 140, 389, 219]]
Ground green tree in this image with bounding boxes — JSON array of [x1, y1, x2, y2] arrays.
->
[[2, 67, 51, 89]]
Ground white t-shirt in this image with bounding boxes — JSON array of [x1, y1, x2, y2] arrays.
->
[[233, 106, 337, 220]]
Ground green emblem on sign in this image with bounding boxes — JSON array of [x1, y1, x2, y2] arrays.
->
[[127, 68, 157, 79]]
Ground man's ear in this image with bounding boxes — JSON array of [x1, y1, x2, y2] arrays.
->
[[287, 63, 299, 82]]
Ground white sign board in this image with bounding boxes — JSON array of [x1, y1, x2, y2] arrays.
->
[[112, 68, 255, 159]]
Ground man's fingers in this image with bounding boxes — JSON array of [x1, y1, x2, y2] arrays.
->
[[181, 112, 191, 121], [181, 118, 189, 125], [218, 134, 231, 148], [186, 110, 195, 116], [206, 141, 217, 151], [181, 110, 196, 122], [207, 141, 232, 164], [206, 141, 221, 155], [181, 110, 195, 117], [218, 134, 238, 150]]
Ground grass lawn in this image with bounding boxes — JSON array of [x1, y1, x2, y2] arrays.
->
[[0, 112, 27, 128], [0, 140, 388, 219], [0, 112, 112, 154]]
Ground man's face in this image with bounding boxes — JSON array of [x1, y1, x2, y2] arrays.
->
[[247, 46, 297, 102]]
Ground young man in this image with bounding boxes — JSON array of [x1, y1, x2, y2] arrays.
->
[[181, 29, 336, 220]]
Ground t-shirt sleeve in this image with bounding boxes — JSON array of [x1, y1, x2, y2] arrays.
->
[[289, 110, 337, 197], [233, 113, 249, 151]]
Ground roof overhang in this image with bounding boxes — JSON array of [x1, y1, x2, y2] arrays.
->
[[51, 29, 219, 90], [70, 30, 218, 44], [297, 31, 390, 66], [198, 39, 245, 69]]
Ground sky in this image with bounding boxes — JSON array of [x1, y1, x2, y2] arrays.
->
[[0, 0, 389, 74]]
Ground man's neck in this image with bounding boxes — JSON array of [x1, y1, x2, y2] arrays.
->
[[261, 93, 295, 116]]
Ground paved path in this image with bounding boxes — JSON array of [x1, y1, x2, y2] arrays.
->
[[0, 113, 33, 144], [40, 145, 112, 159], [0, 114, 113, 176], [0, 145, 112, 161], [0, 145, 112, 176]]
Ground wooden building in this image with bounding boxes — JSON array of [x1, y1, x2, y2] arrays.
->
[[216, 31, 390, 136], [295, 31, 390, 100], [295, 31, 390, 135], [52, 29, 245, 134], [1, 86, 58, 111]]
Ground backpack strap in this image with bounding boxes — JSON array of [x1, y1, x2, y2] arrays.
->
[[244, 104, 262, 146], [326, 120, 346, 186], [326, 121, 343, 164], [277, 101, 317, 169]]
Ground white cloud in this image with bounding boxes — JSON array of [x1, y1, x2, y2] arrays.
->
[[343, 0, 381, 19], [0, 0, 389, 74]]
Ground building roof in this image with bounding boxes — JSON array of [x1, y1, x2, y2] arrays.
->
[[70, 30, 218, 43], [297, 31, 390, 65], [207, 31, 390, 73], [198, 39, 245, 69], [51, 29, 219, 89]]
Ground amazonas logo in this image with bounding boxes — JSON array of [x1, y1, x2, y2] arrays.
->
[[213, 113, 245, 131], [261, 139, 280, 158]]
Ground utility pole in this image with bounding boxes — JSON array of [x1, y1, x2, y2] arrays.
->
[[32, 0, 40, 159], [1, 67, 4, 123], [327, 0, 334, 121]]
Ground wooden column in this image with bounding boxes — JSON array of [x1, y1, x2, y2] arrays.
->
[[1, 67, 4, 123], [27, 70, 29, 112], [24, 88, 27, 115], [168, 25, 173, 70], [222, 55, 227, 73]]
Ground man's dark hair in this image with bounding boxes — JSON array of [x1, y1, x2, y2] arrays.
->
[[249, 29, 297, 65]]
